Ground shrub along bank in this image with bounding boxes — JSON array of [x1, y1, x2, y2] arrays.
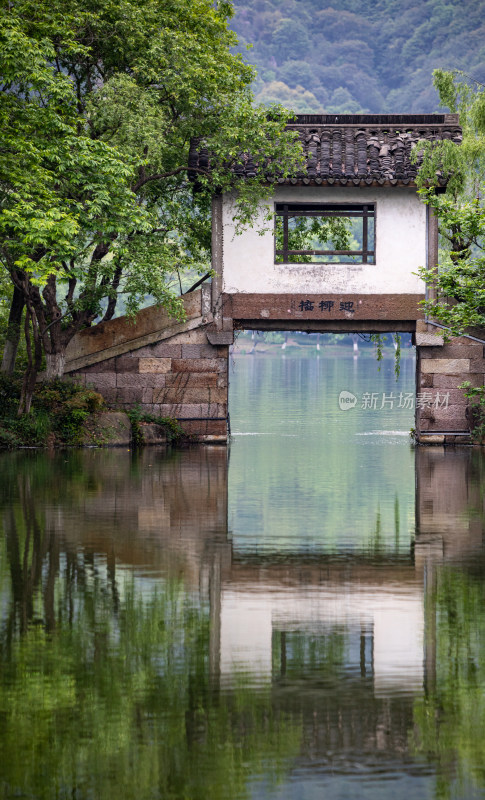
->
[[0, 376, 186, 448]]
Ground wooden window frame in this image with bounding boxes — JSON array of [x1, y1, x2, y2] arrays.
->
[[275, 202, 376, 265]]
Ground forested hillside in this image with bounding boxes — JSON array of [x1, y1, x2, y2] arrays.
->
[[231, 0, 485, 112]]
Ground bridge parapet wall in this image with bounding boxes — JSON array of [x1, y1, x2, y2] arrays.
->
[[63, 279, 485, 446], [416, 321, 485, 444], [64, 286, 231, 443]]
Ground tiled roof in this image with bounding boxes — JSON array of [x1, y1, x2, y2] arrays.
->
[[189, 113, 462, 188]]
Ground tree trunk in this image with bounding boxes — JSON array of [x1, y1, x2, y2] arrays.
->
[[102, 261, 123, 322], [45, 352, 66, 380], [1, 287, 25, 375], [18, 306, 42, 416]]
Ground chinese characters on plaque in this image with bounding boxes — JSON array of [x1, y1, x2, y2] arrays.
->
[[298, 299, 355, 313]]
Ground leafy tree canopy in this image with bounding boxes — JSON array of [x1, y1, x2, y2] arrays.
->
[[0, 0, 303, 394], [416, 70, 485, 337]]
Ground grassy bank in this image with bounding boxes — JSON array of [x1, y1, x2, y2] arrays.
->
[[0, 376, 186, 449]]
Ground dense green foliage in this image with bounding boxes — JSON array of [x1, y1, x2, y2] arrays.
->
[[230, 0, 485, 113], [0, 0, 303, 395], [0, 375, 106, 447], [0, 376, 191, 448], [127, 403, 187, 445], [416, 71, 485, 336]]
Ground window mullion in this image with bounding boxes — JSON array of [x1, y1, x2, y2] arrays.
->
[[362, 205, 368, 264], [283, 204, 289, 262], [274, 203, 374, 264]]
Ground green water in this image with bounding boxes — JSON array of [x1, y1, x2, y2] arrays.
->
[[228, 350, 416, 557], [1, 348, 485, 800]]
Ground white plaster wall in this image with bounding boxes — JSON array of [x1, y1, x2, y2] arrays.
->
[[219, 584, 424, 694], [222, 186, 427, 295], [220, 591, 273, 679]]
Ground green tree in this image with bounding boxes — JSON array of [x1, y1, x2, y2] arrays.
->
[[274, 213, 352, 263], [272, 18, 310, 63], [416, 70, 485, 336], [0, 0, 302, 411], [255, 80, 323, 112]]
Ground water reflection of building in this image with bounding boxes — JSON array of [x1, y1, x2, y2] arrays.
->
[[3, 445, 485, 775], [7, 445, 484, 687], [219, 573, 424, 696], [219, 449, 485, 685], [415, 446, 485, 568], [40, 447, 232, 585]]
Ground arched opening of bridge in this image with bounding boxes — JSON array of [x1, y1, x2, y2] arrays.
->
[[228, 328, 417, 437], [227, 328, 417, 558]]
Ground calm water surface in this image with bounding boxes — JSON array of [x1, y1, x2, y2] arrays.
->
[[1, 347, 485, 800]]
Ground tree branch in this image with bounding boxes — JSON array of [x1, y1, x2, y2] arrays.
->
[[102, 261, 123, 321], [132, 165, 210, 193], [454, 70, 485, 89], [65, 273, 77, 308]]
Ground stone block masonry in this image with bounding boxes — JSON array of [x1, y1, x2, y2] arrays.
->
[[64, 288, 230, 443], [63, 283, 485, 446], [415, 324, 485, 444]]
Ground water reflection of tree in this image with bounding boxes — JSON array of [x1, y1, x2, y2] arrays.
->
[[6, 446, 485, 796], [0, 460, 301, 800], [412, 566, 485, 799]]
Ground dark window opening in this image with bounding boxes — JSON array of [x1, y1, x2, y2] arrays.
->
[[275, 203, 375, 265]]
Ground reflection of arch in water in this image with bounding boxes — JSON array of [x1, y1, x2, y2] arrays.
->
[[4, 445, 485, 675], [414, 446, 485, 696], [2, 445, 485, 782]]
